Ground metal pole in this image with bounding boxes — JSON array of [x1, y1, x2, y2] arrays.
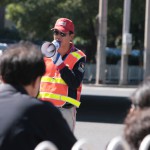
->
[[119, 0, 131, 85], [95, 0, 107, 84], [0, 7, 5, 29], [144, 0, 150, 79]]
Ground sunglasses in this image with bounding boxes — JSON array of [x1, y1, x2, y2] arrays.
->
[[53, 30, 67, 37]]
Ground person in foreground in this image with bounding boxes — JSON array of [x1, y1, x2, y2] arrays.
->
[[124, 108, 150, 150], [38, 18, 86, 131], [129, 78, 150, 111], [0, 42, 77, 150], [123, 78, 150, 150]]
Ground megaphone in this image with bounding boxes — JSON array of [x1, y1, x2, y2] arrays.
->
[[41, 40, 61, 58]]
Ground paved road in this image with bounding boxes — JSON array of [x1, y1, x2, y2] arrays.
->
[[75, 122, 124, 150], [74, 95, 131, 150]]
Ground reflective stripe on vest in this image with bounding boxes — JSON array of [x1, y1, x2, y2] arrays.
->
[[41, 76, 66, 84], [72, 51, 85, 60], [65, 50, 86, 69], [38, 92, 81, 108]]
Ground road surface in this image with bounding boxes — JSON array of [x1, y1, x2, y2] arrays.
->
[[74, 94, 132, 150]]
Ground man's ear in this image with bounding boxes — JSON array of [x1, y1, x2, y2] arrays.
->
[[31, 76, 41, 97], [0, 76, 5, 83], [32, 77, 41, 88], [70, 34, 74, 41]]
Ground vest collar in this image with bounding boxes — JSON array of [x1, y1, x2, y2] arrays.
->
[[63, 43, 76, 60]]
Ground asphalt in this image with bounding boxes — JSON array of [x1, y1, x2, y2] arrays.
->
[[78, 83, 138, 124], [75, 84, 138, 149]]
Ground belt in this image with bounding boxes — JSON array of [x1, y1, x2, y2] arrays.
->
[[60, 103, 74, 109]]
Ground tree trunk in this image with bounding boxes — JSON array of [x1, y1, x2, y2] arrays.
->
[[0, 6, 5, 29]]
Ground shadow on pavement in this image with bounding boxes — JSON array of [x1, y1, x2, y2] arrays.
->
[[77, 95, 131, 124]]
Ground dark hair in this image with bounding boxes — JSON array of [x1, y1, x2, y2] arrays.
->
[[130, 78, 150, 109], [124, 108, 150, 150], [0, 41, 45, 86]]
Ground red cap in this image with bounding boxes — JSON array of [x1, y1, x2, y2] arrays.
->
[[51, 18, 74, 33]]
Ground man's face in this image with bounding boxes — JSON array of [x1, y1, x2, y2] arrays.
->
[[52, 29, 74, 53]]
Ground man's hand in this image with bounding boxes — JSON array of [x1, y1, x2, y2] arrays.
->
[[52, 50, 63, 66], [41, 41, 63, 67]]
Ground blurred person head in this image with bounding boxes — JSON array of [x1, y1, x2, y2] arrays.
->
[[130, 78, 150, 111], [0, 41, 45, 97], [124, 108, 150, 150]]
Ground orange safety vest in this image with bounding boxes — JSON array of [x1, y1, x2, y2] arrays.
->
[[38, 50, 86, 107]]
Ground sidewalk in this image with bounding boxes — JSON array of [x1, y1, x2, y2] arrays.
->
[[81, 83, 137, 97]]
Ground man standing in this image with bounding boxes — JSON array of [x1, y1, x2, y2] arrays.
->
[[0, 42, 77, 150], [38, 18, 86, 131]]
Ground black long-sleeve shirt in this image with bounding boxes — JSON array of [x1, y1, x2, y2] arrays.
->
[[0, 84, 77, 150], [60, 49, 86, 100]]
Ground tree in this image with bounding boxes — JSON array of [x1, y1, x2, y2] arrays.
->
[[1, 0, 146, 63], [6, 0, 63, 41]]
